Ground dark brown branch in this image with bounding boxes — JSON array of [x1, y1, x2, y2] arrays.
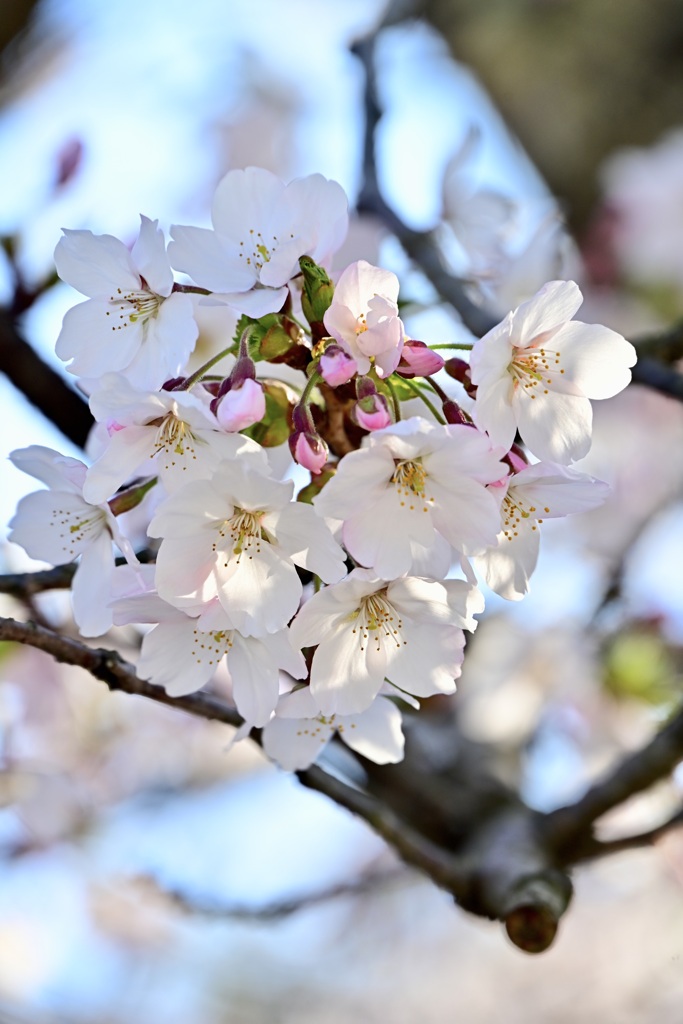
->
[[581, 806, 683, 861], [351, 34, 497, 339], [543, 700, 683, 858], [0, 311, 93, 448]]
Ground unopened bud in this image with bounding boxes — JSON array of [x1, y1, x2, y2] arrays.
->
[[442, 400, 469, 426], [215, 378, 265, 432], [444, 357, 477, 397], [396, 340, 445, 378], [354, 393, 392, 431], [289, 430, 329, 475], [319, 344, 357, 386], [299, 256, 335, 329]]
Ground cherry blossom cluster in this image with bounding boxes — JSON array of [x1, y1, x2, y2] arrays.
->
[[7, 167, 637, 771]]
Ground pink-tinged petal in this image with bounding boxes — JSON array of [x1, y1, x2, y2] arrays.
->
[[9, 490, 106, 565], [354, 395, 392, 431], [510, 463, 610, 516], [319, 346, 357, 387], [216, 544, 302, 636], [285, 173, 349, 263], [228, 635, 281, 727], [511, 280, 584, 347], [259, 237, 305, 288], [154, 532, 218, 608], [273, 502, 346, 583], [291, 432, 328, 474], [471, 375, 518, 450], [56, 297, 144, 377], [211, 167, 287, 240], [131, 216, 173, 296], [470, 315, 515, 387], [475, 527, 540, 601], [310, 623, 387, 716], [137, 620, 219, 695], [388, 577, 484, 631], [333, 260, 400, 309], [71, 531, 115, 636], [513, 389, 593, 464], [323, 302, 363, 348], [54, 229, 140, 297], [340, 698, 405, 764], [386, 621, 464, 697], [216, 379, 265, 432], [552, 321, 636, 399], [343, 488, 436, 579], [214, 285, 289, 317], [10, 446, 87, 493], [169, 225, 255, 293], [83, 426, 153, 504], [262, 714, 333, 770]]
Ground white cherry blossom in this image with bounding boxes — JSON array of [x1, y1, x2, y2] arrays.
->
[[314, 416, 504, 578], [8, 446, 138, 636], [149, 460, 347, 636], [262, 687, 405, 770], [469, 280, 637, 464], [54, 216, 198, 389], [84, 373, 266, 503], [475, 461, 610, 600], [323, 260, 405, 377], [169, 167, 348, 316], [290, 569, 484, 716]]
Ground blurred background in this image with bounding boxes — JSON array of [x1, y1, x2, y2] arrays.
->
[[2, 0, 683, 1020]]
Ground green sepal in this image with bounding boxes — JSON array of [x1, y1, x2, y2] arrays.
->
[[299, 256, 334, 326]]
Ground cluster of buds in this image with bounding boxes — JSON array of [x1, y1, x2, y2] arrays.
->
[[7, 167, 637, 771]]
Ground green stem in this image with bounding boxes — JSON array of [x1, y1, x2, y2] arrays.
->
[[424, 375, 450, 403], [399, 379, 446, 425], [300, 369, 323, 406], [180, 346, 235, 391], [385, 376, 401, 423], [430, 342, 474, 351]]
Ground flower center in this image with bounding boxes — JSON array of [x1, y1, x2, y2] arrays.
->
[[355, 313, 368, 336], [50, 505, 107, 558], [391, 459, 433, 512], [238, 228, 296, 275], [106, 287, 162, 330], [190, 626, 233, 667], [501, 489, 551, 540], [508, 343, 566, 398], [351, 591, 406, 653], [151, 414, 197, 470], [214, 507, 266, 563]]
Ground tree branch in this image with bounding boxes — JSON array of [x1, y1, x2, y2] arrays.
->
[[543, 701, 683, 859]]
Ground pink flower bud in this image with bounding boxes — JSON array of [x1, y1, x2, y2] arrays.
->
[[354, 393, 392, 431], [396, 340, 445, 378], [319, 345, 357, 387], [289, 431, 329, 474], [216, 378, 265, 432]]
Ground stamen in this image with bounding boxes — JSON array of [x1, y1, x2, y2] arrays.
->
[[213, 507, 266, 564], [351, 590, 406, 653], [106, 287, 162, 331], [391, 459, 433, 513], [191, 626, 233, 666], [151, 414, 198, 471]]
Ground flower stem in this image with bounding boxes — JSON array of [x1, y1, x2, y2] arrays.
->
[[430, 342, 474, 351], [399, 378, 446, 425], [385, 376, 401, 422], [179, 346, 235, 391]]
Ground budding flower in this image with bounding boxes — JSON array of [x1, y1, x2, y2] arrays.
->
[[444, 357, 477, 398], [215, 378, 266, 432], [289, 430, 329, 475], [299, 256, 335, 331], [396, 340, 445, 378], [319, 343, 357, 386], [354, 392, 392, 431]]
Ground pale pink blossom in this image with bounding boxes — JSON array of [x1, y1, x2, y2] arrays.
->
[[8, 446, 138, 636], [314, 416, 504, 579], [474, 462, 610, 599], [396, 340, 445, 378], [323, 260, 405, 377], [54, 216, 198, 389], [262, 687, 404, 770], [469, 280, 637, 464], [169, 167, 348, 316], [149, 460, 346, 637], [290, 569, 483, 716], [215, 378, 266, 432], [319, 344, 357, 386]]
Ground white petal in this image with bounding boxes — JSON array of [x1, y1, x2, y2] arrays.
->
[[340, 698, 405, 764], [385, 621, 464, 698], [512, 280, 583, 346], [262, 714, 333, 770], [169, 225, 255, 293], [216, 545, 302, 636], [513, 389, 593, 464], [310, 623, 387, 716], [475, 527, 540, 601], [71, 531, 115, 636], [83, 426, 153, 504], [273, 502, 347, 583], [228, 635, 281, 727], [388, 577, 484, 631], [131, 216, 173, 296], [553, 321, 636, 399], [9, 490, 106, 564], [137, 619, 218, 695], [56, 298, 143, 377], [10, 446, 87, 492], [54, 229, 140, 297]]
